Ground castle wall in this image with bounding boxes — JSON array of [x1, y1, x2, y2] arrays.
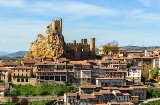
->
[[66, 43, 90, 52]]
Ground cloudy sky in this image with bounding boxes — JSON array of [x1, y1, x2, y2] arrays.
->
[[0, 0, 160, 52]]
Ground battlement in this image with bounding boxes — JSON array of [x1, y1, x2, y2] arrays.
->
[[66, 43, 89, 45]]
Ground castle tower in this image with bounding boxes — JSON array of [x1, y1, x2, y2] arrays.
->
[[52, 18, 62, 35], [90, 38, 95, 52], [72, 40, 76, 45], [81, 39, 87, 44]]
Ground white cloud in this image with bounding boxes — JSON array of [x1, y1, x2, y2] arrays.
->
[[0, 0, 25, 7], [128, 9, 160, 23], [0, 1, 117, 17], [139, 0, 151, 6]]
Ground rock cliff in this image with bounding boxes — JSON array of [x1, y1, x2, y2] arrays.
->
[[24, 23, 66, 60]]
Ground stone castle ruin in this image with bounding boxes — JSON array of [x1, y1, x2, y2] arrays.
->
[[24, 18, 96, 60]]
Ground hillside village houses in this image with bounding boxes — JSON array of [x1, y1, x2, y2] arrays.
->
[[2, 47, 160, 104], [1, 47, 160, 104]]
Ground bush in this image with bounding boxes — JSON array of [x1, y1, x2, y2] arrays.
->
[[20, 98, 28, 105], [147, 87, 160, 98], [12, 96, 19, 103], [12, 84, 78, 96]]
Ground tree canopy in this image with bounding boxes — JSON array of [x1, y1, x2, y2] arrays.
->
[[102, 41, 119, 55], [150, 68, 159, 79]]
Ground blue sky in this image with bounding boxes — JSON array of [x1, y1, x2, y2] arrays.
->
[[0, 0, 160, 52]]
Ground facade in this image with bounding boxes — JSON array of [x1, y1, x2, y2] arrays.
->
[[63, 85, 146, 105], [127, 66, 141, 84], [11, 66, 32, 85], [128, 54, 153, 79], [0, 68, 10, 83]]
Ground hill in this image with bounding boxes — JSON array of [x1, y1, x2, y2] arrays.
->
[[0, 51, 10, 56], [7, 51, 27, 57]]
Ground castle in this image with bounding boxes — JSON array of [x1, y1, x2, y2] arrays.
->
[[24, 18, 96, 60]]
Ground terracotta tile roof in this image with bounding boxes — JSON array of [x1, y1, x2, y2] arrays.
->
[[107, 102, 134, 105], [156, 48, 160, 51], [79, 94, 87, 99], [0, 63, 3, 67], [86, 94, 95, 99], [130, 66, 141, 69], [102, 56, 113, 60], [131, 86, 147, 89], [128, 54, 141, 59], [122, 93, 130, 96], [3, 62, 19, 66], [93, 66, 99, 69], [106, 70, 126, 73], [96, 78, 125, 80], [100, 90, 111, 94], [120, 61, 127, 64], [58, 58, 69, 62], [99, 67, 115, 70], [141, 56, 153, 59], [35, 61, 55, 65], [119, 87, 133, 90], [66, 93, 77, 96], [93, 92, 102, 95], [102, 87, 118, 90], [95, 104, 107, 105], [126, 50, 143, 53], [114, 90, 121, 94], [109, 60, 120, 63], [80, 85, 101, 89], [0, 67, 10, 71], [70, 61, 87, 65], [67, 63, 73, 66], [112, 56, 124, 60], [22, 59, 35, 63], [53, 70, 67, 72], [11, 66, 31, 70], [146, 49, 154, 52], [56, 62, 67, 65], [36, 70, 55, 73], [131, 96, 139, 98], [0, 88, 7, 91], [81, 63, 91, 66], [81, 69, 91, 71], [100, 60, 109, 63]]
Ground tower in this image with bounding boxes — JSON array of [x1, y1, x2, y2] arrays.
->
[[52, 18, 62, 35], [90, 38, 95, 52]]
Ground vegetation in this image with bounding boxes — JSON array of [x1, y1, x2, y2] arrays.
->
[[14, 57, 23, 63], [102, 41, 119, 55], [147, 87, 160, 98], [150, 68, 159, 78], [141, 100, 160, 105], [10, 84, 78, 96], [6, 100, 53, 105]]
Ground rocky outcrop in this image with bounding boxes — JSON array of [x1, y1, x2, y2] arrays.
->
[[24, 25, 66, 60]]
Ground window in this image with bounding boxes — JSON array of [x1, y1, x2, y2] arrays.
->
[[22, 79, 24, 82], [17, 79, 20, 82], [26, 79, 28, 82]]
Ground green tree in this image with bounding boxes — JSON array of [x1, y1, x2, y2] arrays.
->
[[150, 68, 159, 78]]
